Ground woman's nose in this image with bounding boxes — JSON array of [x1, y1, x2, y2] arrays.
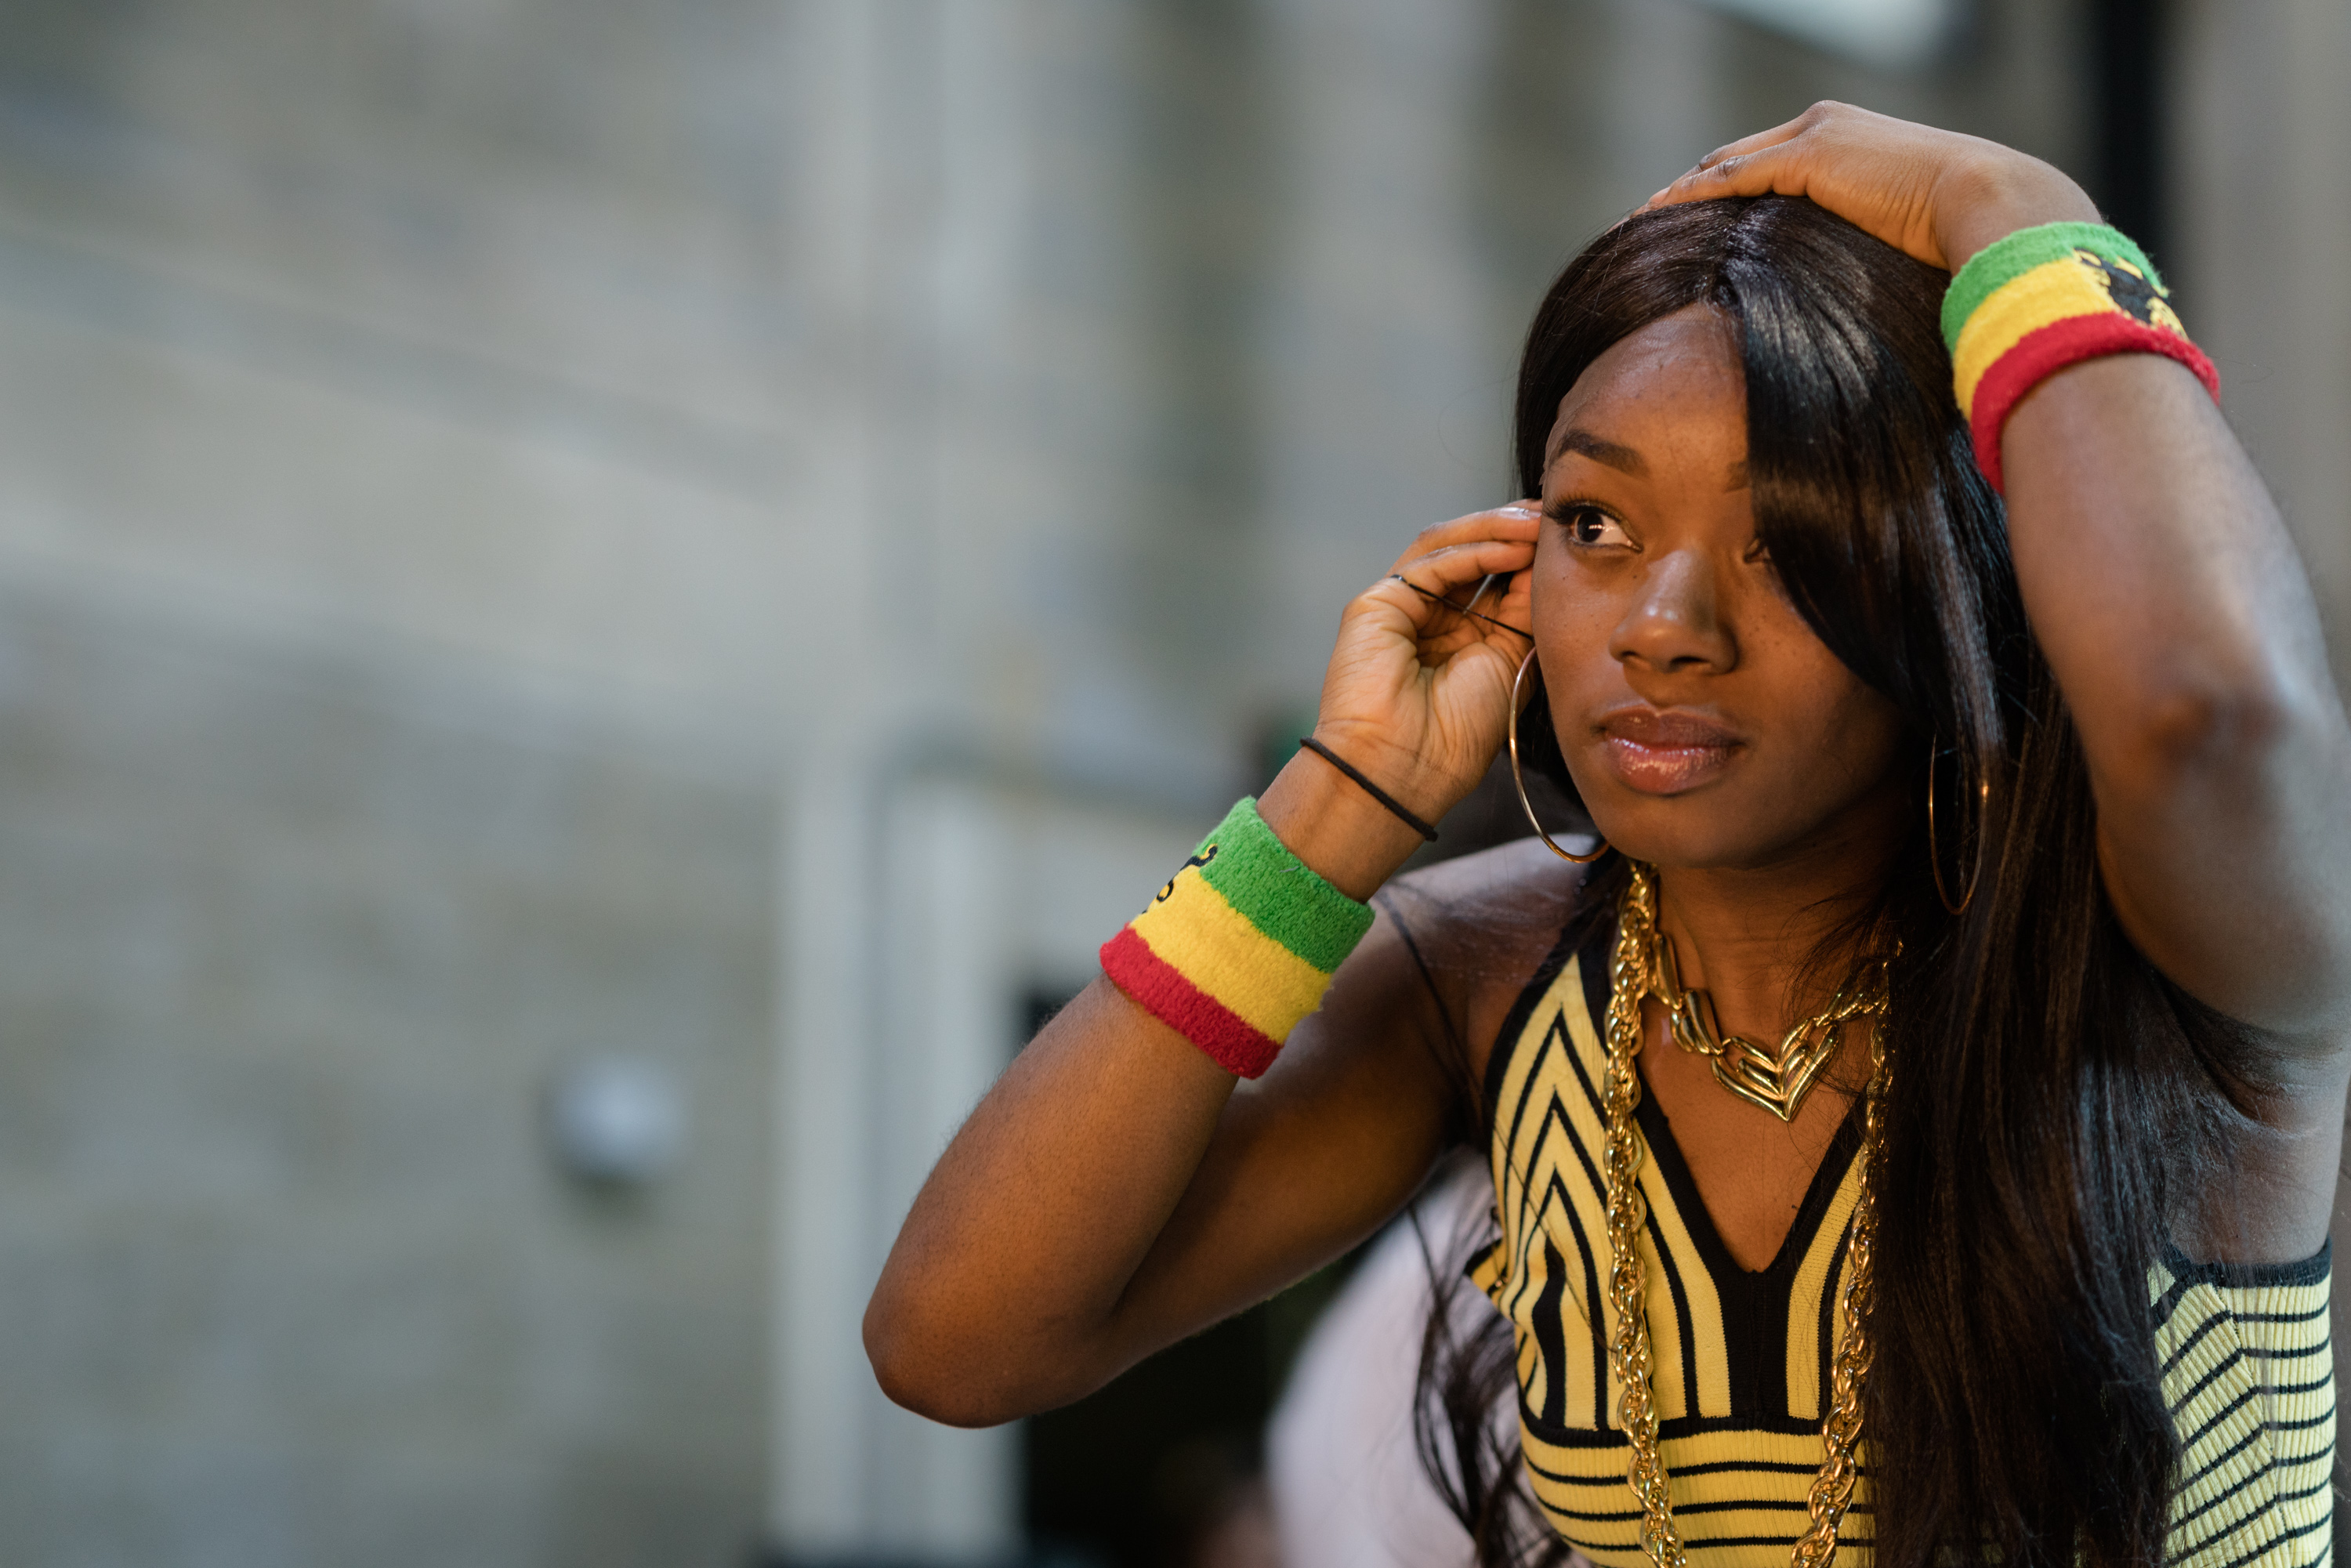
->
[[1609, 547, 1736, 674]]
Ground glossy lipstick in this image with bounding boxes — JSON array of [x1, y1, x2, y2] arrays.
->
[[1596, 706, 1741, 795]]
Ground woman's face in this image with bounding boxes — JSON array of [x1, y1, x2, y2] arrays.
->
[[1532, 303, 1910, 874]]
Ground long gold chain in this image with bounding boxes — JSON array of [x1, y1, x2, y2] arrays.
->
[[1603, 863, 1890, 1568]]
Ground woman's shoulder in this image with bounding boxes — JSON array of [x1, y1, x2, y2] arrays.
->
[[1370, 837, 1593, 1087], [1382, 835, 1589, 931]]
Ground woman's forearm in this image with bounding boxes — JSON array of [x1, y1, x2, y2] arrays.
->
[[863, 976, 1242, 1426], [2001, 356, 2351, 1037], [2002, 359, 2324, 754], [864, 752, 1456, 1426]]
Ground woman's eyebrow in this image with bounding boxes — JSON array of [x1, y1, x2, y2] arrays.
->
[[1550, 427, 1647, 476]]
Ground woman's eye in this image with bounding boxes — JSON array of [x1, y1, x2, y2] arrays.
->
[[1560, 506, 1631, 548]]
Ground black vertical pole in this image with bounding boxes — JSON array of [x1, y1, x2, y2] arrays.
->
[[2085, 0, 2170, 263]]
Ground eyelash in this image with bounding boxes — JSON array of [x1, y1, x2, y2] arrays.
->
[[1550, 502, 1632, 549]]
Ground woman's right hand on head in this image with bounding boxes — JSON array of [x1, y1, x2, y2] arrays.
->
[[1255, 502, 1541, 895], [1637, 102, 2098, 273]]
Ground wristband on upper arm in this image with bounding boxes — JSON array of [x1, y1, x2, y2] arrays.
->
[[1942, 221, 2220, 493], [1098, 797, 1375, 1079]]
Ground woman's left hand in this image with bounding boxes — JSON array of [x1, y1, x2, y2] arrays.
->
[[1638, 102, 2099, 273]]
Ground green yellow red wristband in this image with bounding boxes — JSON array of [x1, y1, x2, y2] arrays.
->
[[1099, 798, 1375, 1078], [1942, 220, 2219, 492]]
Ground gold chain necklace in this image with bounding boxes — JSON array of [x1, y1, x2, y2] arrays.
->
[[1603, 863, 1889, 1568], [1643, 894, 1889, 1124]]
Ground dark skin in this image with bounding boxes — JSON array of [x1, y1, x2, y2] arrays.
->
[[865, 103, 2351, 1427]]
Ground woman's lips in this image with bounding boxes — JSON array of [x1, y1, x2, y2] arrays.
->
[[1596, 708, 1742, 795]]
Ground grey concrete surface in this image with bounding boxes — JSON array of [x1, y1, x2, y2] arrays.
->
[[0, 581, 772, 1567]]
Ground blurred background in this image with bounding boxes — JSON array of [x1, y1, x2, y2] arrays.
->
[[0, 1, 2338, 1566]]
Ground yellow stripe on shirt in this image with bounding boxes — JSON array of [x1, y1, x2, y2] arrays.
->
[[1784, 1168, 1861, 1421]]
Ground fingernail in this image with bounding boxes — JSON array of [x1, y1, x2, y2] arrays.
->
[[1501, 504, 1539, 517]]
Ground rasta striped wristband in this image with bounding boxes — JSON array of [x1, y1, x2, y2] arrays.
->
[[1099, 798, 1375, 1079], [1943, 220, 2219, 493]]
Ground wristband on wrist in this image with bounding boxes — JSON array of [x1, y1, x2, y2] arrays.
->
[[1943, 221, 2219, 493], [1099, 797, 1375, 1078]]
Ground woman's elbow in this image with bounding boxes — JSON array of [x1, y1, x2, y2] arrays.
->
[[862, 1286, 1052, 1429], [2111, 656, 2324, 786], [862, 1283, 971, 1425]]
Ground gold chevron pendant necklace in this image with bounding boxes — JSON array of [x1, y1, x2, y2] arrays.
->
[[1633, 875, 1891, 1125]]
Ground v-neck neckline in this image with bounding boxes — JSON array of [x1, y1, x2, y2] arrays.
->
[[1574, 916, 1866, 1291]]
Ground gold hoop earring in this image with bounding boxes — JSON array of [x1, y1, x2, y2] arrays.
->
[[1510, 647, 1608, 864], [1926, 735, 1984, 914]]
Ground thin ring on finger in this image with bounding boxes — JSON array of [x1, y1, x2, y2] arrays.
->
[[1389, 573, 1531, 640], [1695, 111, 1810, 171]]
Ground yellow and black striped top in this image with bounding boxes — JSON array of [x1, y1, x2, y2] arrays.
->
[[1469, 918, 2336, 1568]]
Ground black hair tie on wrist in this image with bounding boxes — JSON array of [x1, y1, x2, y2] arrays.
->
[[1297, 737, 1440, 842]]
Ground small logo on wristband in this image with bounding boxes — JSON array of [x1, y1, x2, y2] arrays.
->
[[2074, 248, 2185, 336], [1157, 845, 1219, 903]]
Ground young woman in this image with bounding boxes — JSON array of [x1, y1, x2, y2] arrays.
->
[[864, 105, 2351, 1568]]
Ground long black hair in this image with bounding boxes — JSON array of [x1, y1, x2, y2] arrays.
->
[[1418, 196, 2266, 1568]]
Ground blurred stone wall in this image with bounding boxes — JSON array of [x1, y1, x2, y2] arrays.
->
[[2176, 0, 2351, 681], [0, 2, 795, 1564], [0, 581, 772, 1566]]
